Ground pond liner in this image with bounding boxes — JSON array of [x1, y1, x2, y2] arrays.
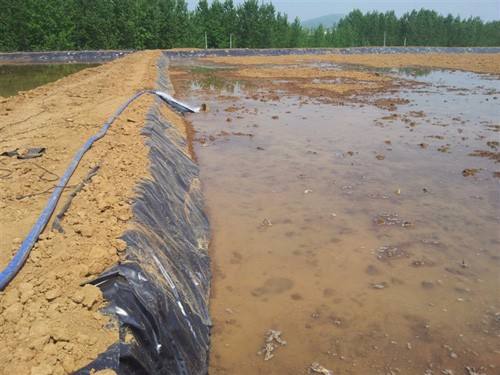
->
[[0, 50, 132, 64], [164, 46, 500, 59], [75, 55, 210, 374]]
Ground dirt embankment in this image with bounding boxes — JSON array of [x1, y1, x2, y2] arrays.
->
[[0, 51, 186, 374], [204, 53, 500, 75]]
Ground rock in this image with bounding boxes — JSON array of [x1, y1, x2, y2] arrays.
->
[[30, 363, 53, 375], [45, 288, 61, 301], [30, 321, 50, 337], [93, 370, 117, 375], [90, 245, 110, 259], [28, 335, 50, 351], [81, 284, 102, 308], [70, 291, 84, 304], [61, 357, 76, 373], [2, 288, 20, 306], [51, 326, 71, 342], [114, 239, 127, 252], [19, 282, 35, 303], [74, 223, 93, 237], [310, 362, 333, 375], [4, 302, 23, 322]]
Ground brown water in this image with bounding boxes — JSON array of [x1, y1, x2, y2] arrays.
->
[[0, 64, 98, 97], [172, 63, 500, 374]]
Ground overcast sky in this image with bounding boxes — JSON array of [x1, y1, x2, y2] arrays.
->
[[187, 0, 500, 22]]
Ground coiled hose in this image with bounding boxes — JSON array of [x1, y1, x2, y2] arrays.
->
[[0, 89, 198, 290]]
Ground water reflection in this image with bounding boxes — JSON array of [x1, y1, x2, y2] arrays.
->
[[0, 64, 98, 97], [173, 62, 500, 375]]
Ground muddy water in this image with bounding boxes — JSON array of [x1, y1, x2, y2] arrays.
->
[[0, 64, 98, 97], [173, 63, 500, 374]]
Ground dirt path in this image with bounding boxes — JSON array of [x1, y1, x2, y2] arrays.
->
[[203, 53, 500, 75], [0, 50, 173, 374]]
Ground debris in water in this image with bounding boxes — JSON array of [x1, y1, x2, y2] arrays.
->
[[371, 282, 387, 289], [465, 366, 486, 375], [309, 362, 333, 375], [373, 213, 411, 228], [376, 245, 409, 261], [462, 168, 480, 177], [258, 218, 273, 229], [304, 189, 313, 194], [257, 330, 287, 361]]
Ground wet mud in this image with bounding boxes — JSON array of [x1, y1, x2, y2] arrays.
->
[[171, 56, 500, 374]]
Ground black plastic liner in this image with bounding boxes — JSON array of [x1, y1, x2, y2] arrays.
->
[[164, 46, 500, 59], [0, 50, 132, 64], [76, 55, 210, 375], [3, 47, 499, 65]]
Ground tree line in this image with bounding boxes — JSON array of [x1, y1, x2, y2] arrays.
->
[[0, 0, 499, 52]]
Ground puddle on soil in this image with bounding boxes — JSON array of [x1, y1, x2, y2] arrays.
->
[[0, 64, 99, 97], [171, 61, 500, 374]]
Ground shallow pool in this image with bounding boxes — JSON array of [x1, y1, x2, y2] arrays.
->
[[172, 60, 500, 375], [0, 64, 98, 97]]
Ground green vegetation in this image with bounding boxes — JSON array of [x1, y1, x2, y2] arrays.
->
[[0, 0, 498, 51]]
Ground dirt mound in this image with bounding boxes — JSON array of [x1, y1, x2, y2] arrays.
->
[[0, 51, 187, 374]]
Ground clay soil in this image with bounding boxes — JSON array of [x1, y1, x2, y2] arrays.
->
[[0, 51, 187, 374], [204, 53, 500, 75]]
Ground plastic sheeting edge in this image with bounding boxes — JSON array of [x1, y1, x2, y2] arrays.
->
[[75, 54, 210, 375]]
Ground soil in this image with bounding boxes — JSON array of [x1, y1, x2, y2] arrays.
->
[[172, 62, 414, 109], [0, 51, 188, 374], [233, 67, 389, 82], [203, 53, 500, 75]]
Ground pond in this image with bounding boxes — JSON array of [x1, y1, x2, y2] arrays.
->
[[0, 64, 98, 97], [172, 59, 499, 374]]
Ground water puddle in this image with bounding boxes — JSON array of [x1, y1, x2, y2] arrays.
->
[[0, 64, 98, 97], [171, 60, 500, 374]]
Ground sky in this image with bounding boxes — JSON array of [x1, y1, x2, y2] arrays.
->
[[187, 0, 500, 22]]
